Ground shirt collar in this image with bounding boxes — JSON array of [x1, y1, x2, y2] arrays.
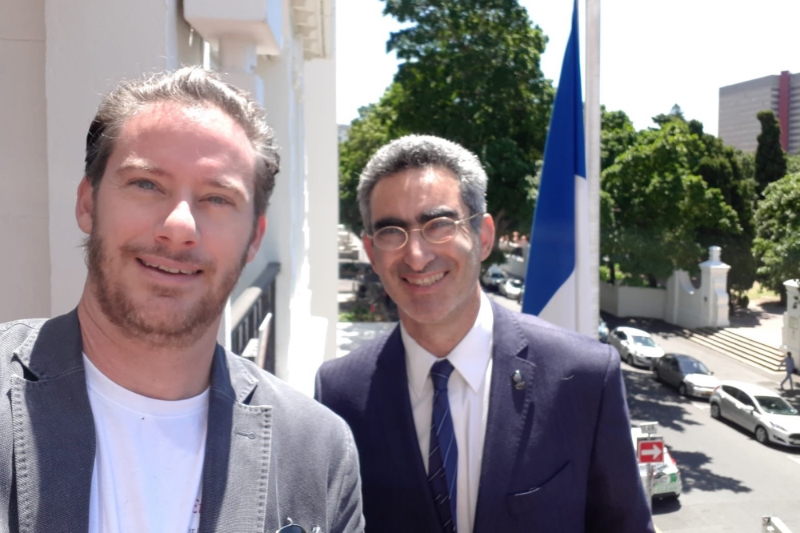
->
[[402, 291, 494, 396]]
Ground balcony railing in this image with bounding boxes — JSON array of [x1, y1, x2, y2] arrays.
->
[[231, 262, 280, 374]]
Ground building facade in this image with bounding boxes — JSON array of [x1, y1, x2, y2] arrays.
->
[[718, 71, 800, 154], [0, 0, 339, 395]]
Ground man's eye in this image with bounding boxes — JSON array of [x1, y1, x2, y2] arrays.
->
[[206, 196, 230, 206], [133, 179, 157, 190]]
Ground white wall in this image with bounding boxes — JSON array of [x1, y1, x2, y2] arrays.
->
[[44, 0, 203, 317], [0, 0, 50, 322], [600, 284, 665, 319]]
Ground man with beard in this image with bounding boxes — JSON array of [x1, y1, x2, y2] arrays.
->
[[0, 68, 363, 533], [315, 135, 653, 532]]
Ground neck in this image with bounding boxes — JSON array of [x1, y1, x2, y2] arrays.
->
[[77, 294, 219, 401], [400, 287, 483, 358]]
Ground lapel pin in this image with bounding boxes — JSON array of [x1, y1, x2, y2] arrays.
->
[[511, 369, 526, 390]]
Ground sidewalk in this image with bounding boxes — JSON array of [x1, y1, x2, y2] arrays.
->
[[727, 298, 784, 348]]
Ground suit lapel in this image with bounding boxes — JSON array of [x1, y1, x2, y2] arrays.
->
[[10, 311, 95, 533], [199, 346, 271, 533], [372, 327, 440, 526], [473, 302, 535, 533]]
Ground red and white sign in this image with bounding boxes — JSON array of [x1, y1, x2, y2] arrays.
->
[[637, 438, 664, 463]]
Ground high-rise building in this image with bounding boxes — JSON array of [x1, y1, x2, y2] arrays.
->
[[718, 71, 800, 154]]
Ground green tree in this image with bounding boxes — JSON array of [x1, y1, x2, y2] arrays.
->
[[381, 0, 554, 233], [753, 173, 800, 302], [755, 110, 787, 196], [338, 84, 405, 233], [601, 119, 740, 285], [600, 107, 637, 171], [787, 153, 800, 175]]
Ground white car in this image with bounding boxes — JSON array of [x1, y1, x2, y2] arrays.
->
[[608, 327, 665, 368], [499, 278, 524, 300], [631, 425, 682, 499], [710, 381, 800, 448]]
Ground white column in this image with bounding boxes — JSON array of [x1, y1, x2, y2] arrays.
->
[[304, 56, 338, 362], [698, 246, 730, 328]]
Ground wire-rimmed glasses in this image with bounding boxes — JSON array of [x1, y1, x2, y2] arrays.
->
[[368, 212, 482, 252]]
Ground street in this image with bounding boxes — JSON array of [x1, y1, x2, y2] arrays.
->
[[486, 291, 800, 532]]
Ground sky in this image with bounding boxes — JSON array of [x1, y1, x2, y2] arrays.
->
[[336, 0, 800, 137]]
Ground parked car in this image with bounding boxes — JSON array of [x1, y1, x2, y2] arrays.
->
[[481, 264, 506, 290], [652, 354, 721, 398], [499, 278, 524, 300], [631, 424, 682, 499], [598, 319, 609, 343], [608, 327, 665, 368], [710, 380, 800, 448]]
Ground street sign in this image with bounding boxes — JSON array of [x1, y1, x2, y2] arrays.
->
[[637, 438, 664, 463]]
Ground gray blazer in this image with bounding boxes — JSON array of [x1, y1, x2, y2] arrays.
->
[[0, 310, 364, 533]]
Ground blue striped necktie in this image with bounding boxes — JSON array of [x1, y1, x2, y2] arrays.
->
[[428, 359, 457, 533]]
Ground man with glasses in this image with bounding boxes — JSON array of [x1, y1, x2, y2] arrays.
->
[[316, 135, 652, 532], [0, 68, 363, 533]]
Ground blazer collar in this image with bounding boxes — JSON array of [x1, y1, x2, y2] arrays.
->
[[13, 309, 84, 379]]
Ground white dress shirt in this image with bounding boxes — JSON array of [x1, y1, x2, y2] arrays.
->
[[402, 291, 494, 533]]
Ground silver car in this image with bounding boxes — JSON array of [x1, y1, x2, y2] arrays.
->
[[710, 380, 800, 448], [608, 326, 665, 368]]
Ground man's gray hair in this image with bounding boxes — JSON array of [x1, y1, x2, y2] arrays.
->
[[84, 66, 279, 218], [357, 135, 488, 234]]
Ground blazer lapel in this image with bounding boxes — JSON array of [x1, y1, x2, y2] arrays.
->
[[473, 302, 535, 533], [200, 346, 271, 533], [9, 311, 95, 533], [371, 327, 440, 526]]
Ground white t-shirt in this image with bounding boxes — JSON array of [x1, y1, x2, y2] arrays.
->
[[83, 354, 209, 533]]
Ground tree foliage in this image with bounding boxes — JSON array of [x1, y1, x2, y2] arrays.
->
[[380, 0, 554, 233], [600, 107, 637, 171], [755, 110, 787, 196], [753, 173, 800, 296], [338, 84, 405, 233], [601, 116, 742, 284]]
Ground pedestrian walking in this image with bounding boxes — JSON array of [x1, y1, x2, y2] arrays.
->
[[780, 352, 795, 391]]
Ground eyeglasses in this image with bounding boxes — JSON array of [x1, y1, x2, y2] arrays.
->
[[369, 212, 482, 252]]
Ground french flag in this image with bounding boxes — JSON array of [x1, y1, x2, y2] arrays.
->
[[521, 0, 591, 335]]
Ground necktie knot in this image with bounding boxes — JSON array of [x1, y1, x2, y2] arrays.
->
[[430, 359, 454, 393]]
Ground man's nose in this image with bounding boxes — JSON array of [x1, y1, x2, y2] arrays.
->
[[156, 200, 199, 247], [403, 230, 435, 271]]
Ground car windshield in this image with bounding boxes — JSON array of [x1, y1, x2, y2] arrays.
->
[[679, 359, 710, 375], [755, 396, 799, 415], [510, 280, 523, 288], [632, 335, 657, 347]]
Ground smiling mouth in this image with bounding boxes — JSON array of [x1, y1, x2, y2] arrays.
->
[[137, 258, 201, 275], [404, 272, 446, 287]]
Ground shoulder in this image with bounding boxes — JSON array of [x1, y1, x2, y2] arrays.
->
[[0, 318, 46, 348], [493, 304, 615, 376], [317, 325, 399, 382]]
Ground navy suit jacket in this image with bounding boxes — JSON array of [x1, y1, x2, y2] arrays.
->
[[316, 301, 654, 533]]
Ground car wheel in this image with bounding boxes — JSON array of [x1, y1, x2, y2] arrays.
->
[[678, 383, 687, 397], [755, 426, 769, 445], [710, 402, 721, 419], [627, 354, 634, 367], [653, 368, 661, 382]]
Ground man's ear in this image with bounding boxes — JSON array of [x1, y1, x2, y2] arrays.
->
[[76, 177, 95, 235], [478, 213, 496, 261], [246, 215, 268, 263], [362, 231, 378, 269]]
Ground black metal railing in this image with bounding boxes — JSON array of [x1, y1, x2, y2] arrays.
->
[[231, 262, 280, 374]]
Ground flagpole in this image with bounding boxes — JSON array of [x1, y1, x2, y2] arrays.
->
[[585, 0, 601, 338]]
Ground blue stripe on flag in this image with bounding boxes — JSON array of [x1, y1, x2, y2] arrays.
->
[[522, 0, 586, 316]]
